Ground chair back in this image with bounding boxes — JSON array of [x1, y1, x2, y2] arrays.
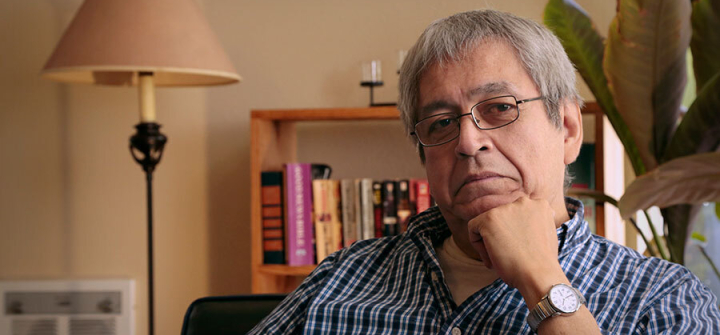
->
[[180, 294, 286, 335]]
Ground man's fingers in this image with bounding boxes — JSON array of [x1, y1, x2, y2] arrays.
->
[[474, 240, 493, 269]]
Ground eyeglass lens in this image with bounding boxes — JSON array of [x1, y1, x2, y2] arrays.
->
[[415, 96, 520, 146]]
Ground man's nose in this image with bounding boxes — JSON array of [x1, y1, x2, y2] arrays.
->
[[454, 115, 492, 157]]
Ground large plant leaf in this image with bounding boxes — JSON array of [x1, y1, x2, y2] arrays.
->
[[691, 0, 720, 92], [619, 152, 720, 219], [604, 0, 691, 171], [544, 0, 646, 175], [663, 71, 720, 162]]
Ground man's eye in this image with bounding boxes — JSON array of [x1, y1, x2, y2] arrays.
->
[[486, 103, 513, 114], [428, 117, 454, 132]]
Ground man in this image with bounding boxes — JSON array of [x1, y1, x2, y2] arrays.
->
[[250, 10, 720, 334]]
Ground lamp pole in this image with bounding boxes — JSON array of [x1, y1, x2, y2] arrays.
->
[[129, 72, 166, 335]]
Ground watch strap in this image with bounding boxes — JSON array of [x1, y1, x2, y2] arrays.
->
[[526, 285, 586, 332], [527, 297, 555, 332]]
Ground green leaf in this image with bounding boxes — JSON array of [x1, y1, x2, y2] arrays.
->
[[543, 0, 646, 176], [661, 204, 697, 264], [663, 67, 720, 162], [691, 0, 720, 92], [604, 0, 691, 170], [691, 231, 707, 243], [619, 152, 720, 219]]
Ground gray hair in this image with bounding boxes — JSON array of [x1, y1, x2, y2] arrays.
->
[[397, 9, 583, 189]]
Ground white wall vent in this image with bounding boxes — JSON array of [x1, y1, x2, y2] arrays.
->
[[0, 280, 134, 335]]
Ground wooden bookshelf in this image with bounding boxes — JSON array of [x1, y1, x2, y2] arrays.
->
[[250, 107, 399, 293], [250, 104, 605, 294]]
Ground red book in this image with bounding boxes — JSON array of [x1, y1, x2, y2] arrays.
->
[[415, 179, 431, 214]]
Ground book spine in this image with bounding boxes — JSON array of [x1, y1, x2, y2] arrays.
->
[[409, 179, 418, 218], [396, 180, 412, 233], [359, 178, 375, 240], [261, 171, 285, 264], [569, 143, 596, 232], [328, 180, 344, 252], [415, 179, 431, 214], [372, 181, 383, 238], [312, 180, 332, 262], [353, 179, 363, 242], [341, 179, 358, 247], [382, 180, 398, 236], [284, 163, 315, 266]]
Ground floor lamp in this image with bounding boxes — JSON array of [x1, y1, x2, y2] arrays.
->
[[41, 1, 240, 334]]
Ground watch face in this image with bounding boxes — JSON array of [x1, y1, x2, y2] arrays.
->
[[549, 285, 580, 313]]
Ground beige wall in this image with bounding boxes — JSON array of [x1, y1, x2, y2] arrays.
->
[[0, 1, 615, 334]]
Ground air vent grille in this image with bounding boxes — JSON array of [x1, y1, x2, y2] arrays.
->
[[12, 319, 57, 335], [70, 318, 115, 335]]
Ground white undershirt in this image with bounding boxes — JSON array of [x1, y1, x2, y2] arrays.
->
[[435, 236, 500, 305]]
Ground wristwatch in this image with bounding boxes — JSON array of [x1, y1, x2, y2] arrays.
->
[[527, 283, 586, 332]]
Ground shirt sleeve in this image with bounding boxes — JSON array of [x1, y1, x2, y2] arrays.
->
[[247, 252, 340, 335], [635, 271, 720, 334]]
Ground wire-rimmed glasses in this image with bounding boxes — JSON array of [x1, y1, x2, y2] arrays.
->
[[411, 95, 543, 147]]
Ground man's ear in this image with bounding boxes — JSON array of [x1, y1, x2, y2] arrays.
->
[[561, 99, 583, 165]]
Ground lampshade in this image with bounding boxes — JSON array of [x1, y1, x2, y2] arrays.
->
[[42, 0, 240, 87]]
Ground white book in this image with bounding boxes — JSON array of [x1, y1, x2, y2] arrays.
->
[[359, 178, 375, 240], [340, 179, 358, 247]]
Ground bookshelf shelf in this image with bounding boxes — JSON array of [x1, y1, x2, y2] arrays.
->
[[258, 265, 315, 276], [249, 103, 606, 294]]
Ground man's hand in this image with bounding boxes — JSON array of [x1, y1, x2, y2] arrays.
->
[[466, 196, 567, 305]]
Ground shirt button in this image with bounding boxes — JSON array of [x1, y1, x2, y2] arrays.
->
[[451, 327, 462, 335], [430, 272, 439, 282]]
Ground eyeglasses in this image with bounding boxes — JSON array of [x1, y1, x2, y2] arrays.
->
[[411, 95, 543, 147]]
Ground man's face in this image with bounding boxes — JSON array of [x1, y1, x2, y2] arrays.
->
[[418, 39, 579, 227]]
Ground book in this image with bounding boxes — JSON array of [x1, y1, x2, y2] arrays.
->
[[359, 178, 375, 240], [372, 181, 383, 238], [312, 179, 342, 262], [396, 180, 412, 233], [261, 171, 285, 264], [569, 143, 596, 233], [382, 180, 398, 236], [414, 179, 431, 214], [341, 179, 359, 247], [409, 179, 418, 218], [284, 163, 315, 266]]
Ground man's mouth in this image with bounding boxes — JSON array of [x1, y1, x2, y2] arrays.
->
[[454, 172, 505, 195]]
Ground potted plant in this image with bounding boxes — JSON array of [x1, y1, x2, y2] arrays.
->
[[543, 0, 720, 270]]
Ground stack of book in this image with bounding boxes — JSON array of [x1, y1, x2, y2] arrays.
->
[[261, 163, 432, 266]]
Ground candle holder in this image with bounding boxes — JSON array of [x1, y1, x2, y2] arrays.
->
[[360, 81, 395, 107], [360, 60, 395, 107]]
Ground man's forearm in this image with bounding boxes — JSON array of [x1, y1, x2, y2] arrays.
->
[[537, 307, 602, 335]]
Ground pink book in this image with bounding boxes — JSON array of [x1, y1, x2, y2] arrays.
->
[[415, 179, 431, 214], [284, 163, 315, 266]]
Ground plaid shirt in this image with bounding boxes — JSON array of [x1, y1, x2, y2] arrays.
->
[[249, 198, 720, 334]]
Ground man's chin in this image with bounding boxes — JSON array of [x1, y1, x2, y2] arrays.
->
[[451, 193, 521, 221]]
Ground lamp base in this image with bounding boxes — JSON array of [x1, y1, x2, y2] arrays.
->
[[129, 122, 167, 335]]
